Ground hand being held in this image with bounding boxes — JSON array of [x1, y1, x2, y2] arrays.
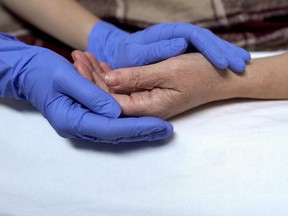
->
[[72, 51, 237, 119]]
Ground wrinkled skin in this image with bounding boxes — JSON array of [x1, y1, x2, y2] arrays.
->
[[72, 50, 239, 119]]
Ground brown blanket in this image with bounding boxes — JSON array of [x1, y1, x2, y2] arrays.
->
[[78, 0, 288, 51], [1, 0, 288, 51]]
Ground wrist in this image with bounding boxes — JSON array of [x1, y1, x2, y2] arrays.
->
[[87, 21, 127, 65], [217, 53, 288, 101], [201, 66, 242, 103]]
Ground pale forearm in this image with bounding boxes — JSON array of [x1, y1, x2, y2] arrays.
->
[[2, 0, 100, 50], [222, 53, 288, 100]]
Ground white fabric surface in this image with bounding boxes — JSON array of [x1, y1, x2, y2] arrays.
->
[[1, 52, 288, 216]]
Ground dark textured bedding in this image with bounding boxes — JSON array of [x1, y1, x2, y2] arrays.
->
[[1, 0, 287, 53], [77, 0, 288, 51]]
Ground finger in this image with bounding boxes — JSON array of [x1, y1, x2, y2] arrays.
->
[[226, 41, 251, 63], [55, 63, 121, 118], [74, 60, 109, 98], [200, 30, 250, 71], [74, 57, 110, 93], [48, 97, 173, 144], [104, 65, 162, 92], [74, 60, 93, 82], [84, 52, 106, 78], [74, 60, 108, 91], [132, 22, 214, 48], [132, 23, 193, 43], [72, 50, 92, 69], [227, 58, 246, 73], [100, 62, 112, 73], [134, 24, 229, 69], [74, 51, 109, 88], [111, 90, 161, 118], [72, 50, 98, 78], [192, 29, 229, 69], [209, 35, 248, 72], [143, 38, 188, 65], [83, 52, 106, 82], [78, 111, 174, 144], [71, 50, 82, 62], [223, 44, 247, 73]]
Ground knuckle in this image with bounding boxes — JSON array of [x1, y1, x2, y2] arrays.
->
[[122, 70, 141, 88]]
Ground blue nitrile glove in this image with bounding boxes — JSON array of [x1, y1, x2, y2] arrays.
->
[[87, 21, 251, 72], [0, 33, 173, 144]]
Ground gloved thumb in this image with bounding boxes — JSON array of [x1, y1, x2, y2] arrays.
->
[[56, 70, 121, 118]]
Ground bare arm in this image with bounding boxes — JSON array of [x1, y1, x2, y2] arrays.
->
[[1, 0, 100, 50], [231, 53, 288, 100], [72, 51, 288, 119]]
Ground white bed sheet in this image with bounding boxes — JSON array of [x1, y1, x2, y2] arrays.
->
[[1, 51, 288, 216]]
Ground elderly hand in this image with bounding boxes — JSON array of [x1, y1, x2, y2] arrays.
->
[[87, 21, 250, 72], [72, 50, 239, 119]]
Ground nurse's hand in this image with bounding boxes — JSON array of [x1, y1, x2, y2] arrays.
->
[[87, 21, 250, 72], [73, 51, 238, 119], [0, 34, 173, 144]]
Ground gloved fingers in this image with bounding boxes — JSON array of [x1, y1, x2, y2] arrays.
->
[[143, 38, 188, 65], [227, 57, 246, 73], [131, 23, 192, 43], [134, 23, 249, 71], [191, 29, 229, 69], [81, 114, 173, 144], [224, 40, 251, 63], [223, 46, 247, 73], [132, 23, 217, 49], [209, 35, 248, 73], [54, 67, 121, 118], [53, 101, 173, 144]]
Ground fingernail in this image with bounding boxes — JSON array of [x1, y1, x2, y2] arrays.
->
[[71, 54, 77, 62], [105, 73, 120, 87], [173, 39, 188, 53], [175, 38, 188, 48]]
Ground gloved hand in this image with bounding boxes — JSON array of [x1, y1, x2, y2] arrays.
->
[[0, 33, 173, 144], [87, 21, 251, 72]]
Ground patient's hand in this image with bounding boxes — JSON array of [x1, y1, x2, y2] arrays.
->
[[73, 50, 288, 119], [72, 50, 239, 119]]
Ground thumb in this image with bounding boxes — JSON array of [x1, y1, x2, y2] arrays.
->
[[56, 68, 121, 118], [104, 65, 161, 92]]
